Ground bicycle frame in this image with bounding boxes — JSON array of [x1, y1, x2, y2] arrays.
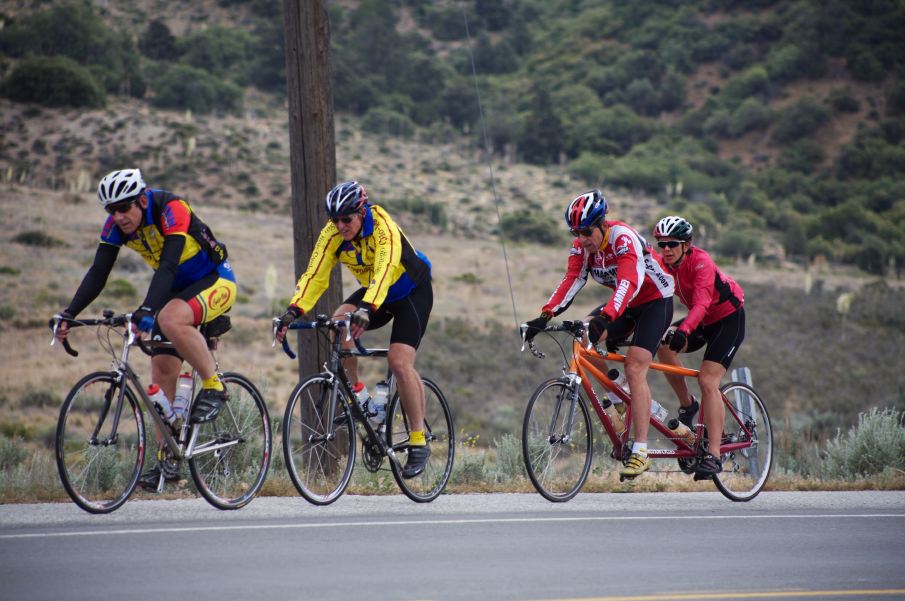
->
[[569, 337, 757, 460], [53, 315, 238, 462], [284, 318, 404, 469]]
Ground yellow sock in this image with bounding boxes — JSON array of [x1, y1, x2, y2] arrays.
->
[[409, 430, 426, 446], [201, 374, 224, 391]]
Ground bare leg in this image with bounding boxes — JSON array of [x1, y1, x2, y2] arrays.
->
[[624, 345, 653, 445], [332, 304, 359, 383], [697, 360, 727, 457], [157, 300, 215, 381], [388, 342, 424, 433]]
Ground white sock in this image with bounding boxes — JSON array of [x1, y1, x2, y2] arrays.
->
[[631, 442, 648, 456]]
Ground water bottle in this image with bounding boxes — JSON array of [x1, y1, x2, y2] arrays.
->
[[602, 401, 626, 436], [147, 384, 176, 426], [667, 418, 696, 445], [650, 398, 669, 423], [173, 372, 193, 421], [370, 380, 389, 426], [354, 382, 371, 415], [606, 369, 628, 416]]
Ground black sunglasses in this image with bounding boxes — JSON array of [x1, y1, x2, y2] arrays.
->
[[570, 227, 594, 237], [331, 216, 354, 225], [657, 240, 683, 249], [105, 199, 138, 215]]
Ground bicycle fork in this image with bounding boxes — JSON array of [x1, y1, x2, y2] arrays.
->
[[547, 374, 582, 445]]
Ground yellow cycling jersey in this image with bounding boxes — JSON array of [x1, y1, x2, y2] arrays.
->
[[290, 204, 431, 313]]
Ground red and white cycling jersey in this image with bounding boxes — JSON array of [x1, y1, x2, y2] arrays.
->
[[542, 220, 674, 320]]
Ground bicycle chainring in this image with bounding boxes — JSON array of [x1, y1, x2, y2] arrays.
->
[[361, 436, 384, 472]]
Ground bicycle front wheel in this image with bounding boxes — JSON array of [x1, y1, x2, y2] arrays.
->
[[282, 374, 355, 505], [522, 378, 592, 502], [56, 372, 145, 514], [713, 382, 773, 502], [386, 377, 455, 503], [189, 372, 272, 510]]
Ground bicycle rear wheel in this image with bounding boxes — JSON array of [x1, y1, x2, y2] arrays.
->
[[55, 372, 145, 514], [713, 382, 773, 502], [189, 372, 272, 510], [282, 374, 355, 505], [386, 377, 455, 502], [522, 378, 592, 502]]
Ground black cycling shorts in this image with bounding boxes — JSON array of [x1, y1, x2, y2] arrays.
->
[[344, 281, 433, 349], [675, 306, 745, 369], [590, 296, 673, 356]]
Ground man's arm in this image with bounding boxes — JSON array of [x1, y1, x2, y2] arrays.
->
[[65, 243, 119, 316]]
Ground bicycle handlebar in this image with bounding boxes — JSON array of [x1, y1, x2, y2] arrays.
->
[[50, 310, 136, 357], [519, 319, 609, 359], [272, 313, 369, 359]]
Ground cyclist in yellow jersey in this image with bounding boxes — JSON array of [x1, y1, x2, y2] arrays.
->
[[52, 168, 236, 490], [275, 181, 433, 478]]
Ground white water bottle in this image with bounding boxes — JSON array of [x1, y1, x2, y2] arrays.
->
[[606, 369, 628, 416], [650, 398, 669, 423], [173, 372, 193, 420], [370, 380, 389, 426], [147, 384, 176, 426]]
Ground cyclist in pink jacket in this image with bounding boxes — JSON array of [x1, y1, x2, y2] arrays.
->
[[652, 216, 745, 480]]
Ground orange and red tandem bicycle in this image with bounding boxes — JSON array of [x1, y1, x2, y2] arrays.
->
[[521, 320, 772, 502]]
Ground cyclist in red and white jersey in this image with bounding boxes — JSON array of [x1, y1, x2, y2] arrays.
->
[[524, 190, 674, 478], [652, 215, 745, 480]]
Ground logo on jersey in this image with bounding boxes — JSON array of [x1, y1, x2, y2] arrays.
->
[[615, 235, 631, 257], [207, 285, 233, 312], [163, 205, 177, 229]]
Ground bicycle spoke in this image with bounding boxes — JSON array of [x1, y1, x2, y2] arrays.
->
[[712, 383, 773, 502]]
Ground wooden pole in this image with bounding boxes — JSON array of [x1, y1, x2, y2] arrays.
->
[[283, 0, 342, 377]]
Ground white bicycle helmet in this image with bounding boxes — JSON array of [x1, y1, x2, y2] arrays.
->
[[654, 215, 693, 240], [97, 169, 146, 206]]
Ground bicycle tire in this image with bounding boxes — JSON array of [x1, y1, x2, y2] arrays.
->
[[712, 382, 773, 502], [55, 371, 145, 514], [522, 378, 593, 502], [282, 374, 355, 505], [386, 377, 455, 503]]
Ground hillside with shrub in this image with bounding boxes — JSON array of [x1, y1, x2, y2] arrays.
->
[[1, 0, 904, 496]]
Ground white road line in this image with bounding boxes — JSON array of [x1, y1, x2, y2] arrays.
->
[[1, 513, 903, 540]]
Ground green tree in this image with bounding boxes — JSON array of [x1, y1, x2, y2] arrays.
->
[[0, 55, 105, 108], [151, 64, 242, 114]]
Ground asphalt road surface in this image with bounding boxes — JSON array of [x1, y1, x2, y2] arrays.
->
[[1, 491, 904, 601]]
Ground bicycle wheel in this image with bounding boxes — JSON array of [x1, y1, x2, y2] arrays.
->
[[282, 374, 355, 505], [189, 372, 272, 510], [386, 377, 455, 503], [713, 382, 773, 502], [522, 378, 592, 502], [55, 371, 145, 514]]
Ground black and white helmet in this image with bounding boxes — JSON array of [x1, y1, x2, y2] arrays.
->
[[325, 181, 368, 218], [97, 169, 145, 206], [654, 215, 693, 241]]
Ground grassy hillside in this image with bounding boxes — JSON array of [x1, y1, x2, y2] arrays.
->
[[1, 1, 904, 494]]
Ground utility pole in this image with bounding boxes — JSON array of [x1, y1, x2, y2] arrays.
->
[[282, 0, 341, 377]]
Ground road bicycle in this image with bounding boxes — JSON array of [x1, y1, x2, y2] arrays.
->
[[520, 320, 772, 502], [276, 314, 454, 504], [51, 311, 272, 514]]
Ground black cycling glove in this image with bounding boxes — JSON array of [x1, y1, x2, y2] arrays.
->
[[669, 328, 687, 352], [523, 314, 551, 343], [277, 305, 303, 332], [350, 304, 371, 330], [587, 315, 611, 345]]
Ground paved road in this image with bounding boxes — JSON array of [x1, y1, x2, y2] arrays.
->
[[2, 492, 904, 601]]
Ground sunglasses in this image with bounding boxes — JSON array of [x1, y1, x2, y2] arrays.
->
[[105, 199, 138, 215], [570, 227, 594, 238], [331, 216, 354, 225], [657, 240, 683, 249]]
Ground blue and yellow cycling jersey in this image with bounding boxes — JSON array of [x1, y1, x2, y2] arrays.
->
[[100, 190, 233, 290], [290, 204, 431, 313]]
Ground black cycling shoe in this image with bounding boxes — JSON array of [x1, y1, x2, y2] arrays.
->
[[693, 452, 723, 481], [138, 461, 180, 491], [677, 399, 699, 429], [402, 444, 431, 479], [190, 387, 228, 424]]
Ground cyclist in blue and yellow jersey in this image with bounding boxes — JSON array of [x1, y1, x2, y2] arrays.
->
[[275, 181, 433, 478], [52, 168, 236, 490]]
